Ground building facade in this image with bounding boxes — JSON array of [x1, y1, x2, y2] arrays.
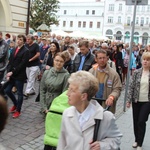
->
[[104, 0, 150, 45], [52, 0, 150, 45], [51, 1, 104, 37], [0, 0, 28, 35]]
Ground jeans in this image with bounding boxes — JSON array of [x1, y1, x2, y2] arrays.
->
[[132, 102, 150, 146], [5, 79, 24, 112]]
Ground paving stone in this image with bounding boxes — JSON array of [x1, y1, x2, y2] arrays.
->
[[2, 82, 150, 150]]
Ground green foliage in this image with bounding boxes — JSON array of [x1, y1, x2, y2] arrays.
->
[[30, 0, 60, 31]]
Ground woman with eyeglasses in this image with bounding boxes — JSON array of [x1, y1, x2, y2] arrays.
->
[[40, 52, 70, 115]]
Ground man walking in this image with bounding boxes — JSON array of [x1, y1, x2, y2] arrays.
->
[[24, 34, 40, 97], [72, 40, 95, 72], [89, 50, 122, 114], [5, 34, 29, 118], [0, 31, 9, 96]]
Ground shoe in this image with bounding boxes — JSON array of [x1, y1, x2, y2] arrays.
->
[[137, 146, 142, 150], [132, 142, 138, 148], [28, 92, 36, 95], [12, 111, 20, 118], [9, 106, 16, 113], [24, 93, 29, 97], [23, 93, 29, 100]]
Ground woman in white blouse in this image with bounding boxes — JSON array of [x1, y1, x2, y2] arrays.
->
[[127, 52, 150, 150], [57, 71, 122, 150]]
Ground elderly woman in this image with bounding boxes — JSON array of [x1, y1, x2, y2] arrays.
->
[[40, 52, 70, 114], [57, 71, 122, 150], [127, 52, 150, 150]]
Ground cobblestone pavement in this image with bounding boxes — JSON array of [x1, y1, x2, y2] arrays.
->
[[0, 82, 127, 150]]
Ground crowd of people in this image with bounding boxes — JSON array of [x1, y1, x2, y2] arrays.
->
[[0, 31, 150, 150]]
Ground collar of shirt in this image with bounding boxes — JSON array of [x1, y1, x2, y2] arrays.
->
[[81, 51, 90, 57], [98, 67, 106, 72], [76, 102, 95, 129]]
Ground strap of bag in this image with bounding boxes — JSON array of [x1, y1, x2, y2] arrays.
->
[[92, 108, 109, 143], [93, 119, 101, 142]]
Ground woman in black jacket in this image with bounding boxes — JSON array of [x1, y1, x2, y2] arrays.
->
[[112, 45, 123, 82]]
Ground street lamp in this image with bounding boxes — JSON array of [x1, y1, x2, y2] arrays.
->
[[26, 0, 31, 35]]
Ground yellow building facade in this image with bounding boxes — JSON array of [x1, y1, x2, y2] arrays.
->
[[0, 0, 28, 35]]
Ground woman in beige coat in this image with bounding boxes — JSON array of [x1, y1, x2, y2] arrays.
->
[[57, 71, 122, 150]]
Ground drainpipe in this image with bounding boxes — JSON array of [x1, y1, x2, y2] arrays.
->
[[26, 0, 31, 35]]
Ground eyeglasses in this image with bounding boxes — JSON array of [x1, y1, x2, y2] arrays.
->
[[54, 59, 64, 63]]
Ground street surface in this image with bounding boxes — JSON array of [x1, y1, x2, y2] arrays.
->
[[0, 82, 149, 150]]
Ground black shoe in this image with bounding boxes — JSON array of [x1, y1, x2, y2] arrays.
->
[[23, 93, 29, 100], [28, 92, 36, 95]]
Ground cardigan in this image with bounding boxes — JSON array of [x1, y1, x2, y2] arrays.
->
[[127, 68, 150, 103]]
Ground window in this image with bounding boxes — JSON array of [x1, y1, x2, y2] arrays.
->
[[64, 10, 67, 14], [86, 10, 89, 15], [127, 17, 131, 25], [63, 21, 66, 27], [70, 21, 73, 27], [146, 17, 149, 25], [83, 21, 86, 28], [147, 5, 150, 12], [140, 17, 144, 26], [125, 31, 130, 37], [108, 4, 114, 11], [108, 17, 113, 23], [141, 6, 145, 12], [92, 10, 95, 15], [137, 6, 140, 12], [89, 21, 93, 28], [128, 6, 132, 12], [106, 29, 113, 35], [97, 22, 100, 28], [119, 4, 122, 11], [118, 16, 121, 23], [136, 17, 139, 24], [78, 21, 81, 28]]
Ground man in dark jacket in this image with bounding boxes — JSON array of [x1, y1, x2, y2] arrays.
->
[[0, 31, 9, 83], [72, 40, 95, 72], [5, 34, 29, 118]]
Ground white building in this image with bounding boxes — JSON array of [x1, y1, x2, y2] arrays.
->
[[52, 0, 150, 45], [104, 0, 150, 45], [51, 1, 104, 37], [0, 0, 28, 35], [103, 0, 126, 41]]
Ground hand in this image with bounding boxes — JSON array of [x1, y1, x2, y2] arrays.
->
[[126, 102, 131, 108], [40, 60, 43, 63], [6, 76, 10, 81], [105, 97, 114, 106], [29, 59, 32, 62], [45, 65, 50, 70], [89, 140, 100, 150], [6, 72, 13, 77], [44, 110, 49, 114]]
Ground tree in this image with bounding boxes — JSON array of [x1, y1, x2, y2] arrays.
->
[[30, 0, 59, 31]]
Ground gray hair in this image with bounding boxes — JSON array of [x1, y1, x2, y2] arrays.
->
[[68, 71, 99, 101]]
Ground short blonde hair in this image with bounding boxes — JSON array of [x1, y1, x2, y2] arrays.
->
[[68, 71, 99, 101], [142, 52, 150, 60], [61, 51, 71, 61]]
